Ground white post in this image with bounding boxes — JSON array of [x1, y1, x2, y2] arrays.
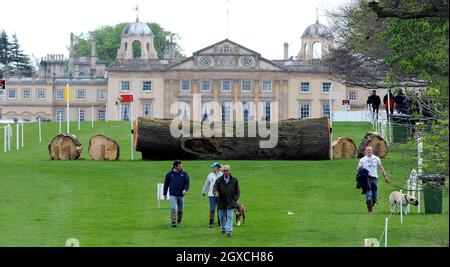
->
[[417, 131, 423, 214], [21, 121, 24, 148], [3, 126, 6, 152], [59, 113, 62, 133], [7, 124, 11, 151], [118, 103, 122, 121], [385, 217, 388, 247], [328, 87, 333, 159], [400, 189, 403, 224], [38, 117, 42, 143], [66, 99, 70, 134], [130, 102, 134, 161], [105, 102, 109, 122], [16, 123, 19, 150], [91, 106, 94, 128], [78, 108, 81, 131]]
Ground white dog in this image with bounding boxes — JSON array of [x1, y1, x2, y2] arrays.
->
[[389, 191, 419, 215]]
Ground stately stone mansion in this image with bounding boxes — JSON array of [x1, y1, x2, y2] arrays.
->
[[1, 18, 385, 123]]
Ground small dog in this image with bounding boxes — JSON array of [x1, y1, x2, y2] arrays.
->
[[389, 191, 419, 215], [234, 203, 246, 226]]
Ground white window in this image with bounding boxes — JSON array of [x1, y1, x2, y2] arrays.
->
[[349, 91, 357, 101], [22, 89, 31, 100], [142, 103, 152, 117], [180, 80, 191, 92], [221, 102, 231, 122], [201, 80, 211, 92], [262, 102, 271, 121], [97, 90, 107, 101], [77, 109, 85, 121], [97, 109, 106, 121], [201, 102, 212, 122], [121, 103, 130, 121], [76, 89, 86, 101], [37, 89, 46, 101], [243, 102, 253, 121], [262, 81, 272, 92], [56, 109, 64, 122], [7, 89, 16, 100], [322, 103, 330, 118], [300, 103, 310, 118], [300, 82, 310, 93], [221, 80, 231, 92], [142, 81, 152, 92], [241, 80, 252, 92], [220, 45, 232, 53], [121, 81, 130, 92], [56, 89, 64, 101], [322, 82, 331, 93]]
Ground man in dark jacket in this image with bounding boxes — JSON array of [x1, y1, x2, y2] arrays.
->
[[163, 160, 190, 227], [213, 165, 240, 237], [367, 90, 381, 120]]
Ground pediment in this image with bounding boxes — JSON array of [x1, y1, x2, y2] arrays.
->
[[167, 39, 285, 71]]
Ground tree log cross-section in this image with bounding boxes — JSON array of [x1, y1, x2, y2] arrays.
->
[[134, 117, 331, 160], [48, 134, 83, 160], [357, 132, 388, 158], [88, 135, 120, 160], [332, 136, 357, 159]]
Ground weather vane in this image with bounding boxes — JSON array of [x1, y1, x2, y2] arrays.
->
[[134, 5, 139, 21]]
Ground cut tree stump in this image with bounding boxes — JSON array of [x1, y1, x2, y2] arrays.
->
[[88, 135, 120, 160], [134, 117, 331, 160], [48, 133, 83, 160], [332, 136, 356, 159], [357, 132, 388, 158]]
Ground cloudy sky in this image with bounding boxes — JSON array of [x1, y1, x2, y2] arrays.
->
[[0, 0, 348, 62]]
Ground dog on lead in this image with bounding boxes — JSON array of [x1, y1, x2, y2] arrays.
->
[[216, 202, 246, 227], [234, 202, 246, 226], [389, 191, 419, 215]]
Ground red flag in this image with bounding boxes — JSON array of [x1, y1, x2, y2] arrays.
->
[[120, 94, 133, 103]]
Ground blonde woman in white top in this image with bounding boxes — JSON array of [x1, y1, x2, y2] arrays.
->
[[203, 162, 222, 228]]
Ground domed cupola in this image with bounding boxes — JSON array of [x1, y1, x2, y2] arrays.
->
[[302, 19, 332, 39], [116, 16, 158, 60], [296, 15, 334, 61], [122, 18, 154, 37]]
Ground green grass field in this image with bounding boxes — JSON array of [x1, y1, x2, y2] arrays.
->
[[0, 120, 448, 247]]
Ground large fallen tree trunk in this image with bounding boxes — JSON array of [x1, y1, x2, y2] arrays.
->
[[48, 133, 83, 160], [88, 135, 120, 160], [332, 136, 356, 159], [357, 132, 388, 158], [134, 117, 331, 160]]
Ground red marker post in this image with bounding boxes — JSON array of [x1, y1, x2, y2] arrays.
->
[[120, 93, 134, 160]]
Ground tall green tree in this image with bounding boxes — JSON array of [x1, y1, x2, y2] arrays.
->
[[0, 30, 11, 78], [9, 33, 35, 77], [74, 22, 184, 64]]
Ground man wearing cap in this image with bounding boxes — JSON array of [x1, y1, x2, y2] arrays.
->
[[203, 162, 222, 228], [213, 165, 240, 237], [163, 160, 190, 227]]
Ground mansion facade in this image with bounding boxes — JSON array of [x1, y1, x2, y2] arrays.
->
[[1, 18, 386, 123]]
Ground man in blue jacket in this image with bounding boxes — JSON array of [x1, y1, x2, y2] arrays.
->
[[163, 160, 190, 227]]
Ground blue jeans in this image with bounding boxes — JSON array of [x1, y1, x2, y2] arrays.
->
[[218, 209, 234, 234], [208, 197, 217, 214], [170, 196, 184, 212], [365, 176, 378, 201]]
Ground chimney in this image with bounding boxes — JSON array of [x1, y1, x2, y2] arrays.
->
[[284, 42, 289, 60], [90, 33, 97, 74], [69, 33, 74, 57], [164, 37, 176, 60]]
